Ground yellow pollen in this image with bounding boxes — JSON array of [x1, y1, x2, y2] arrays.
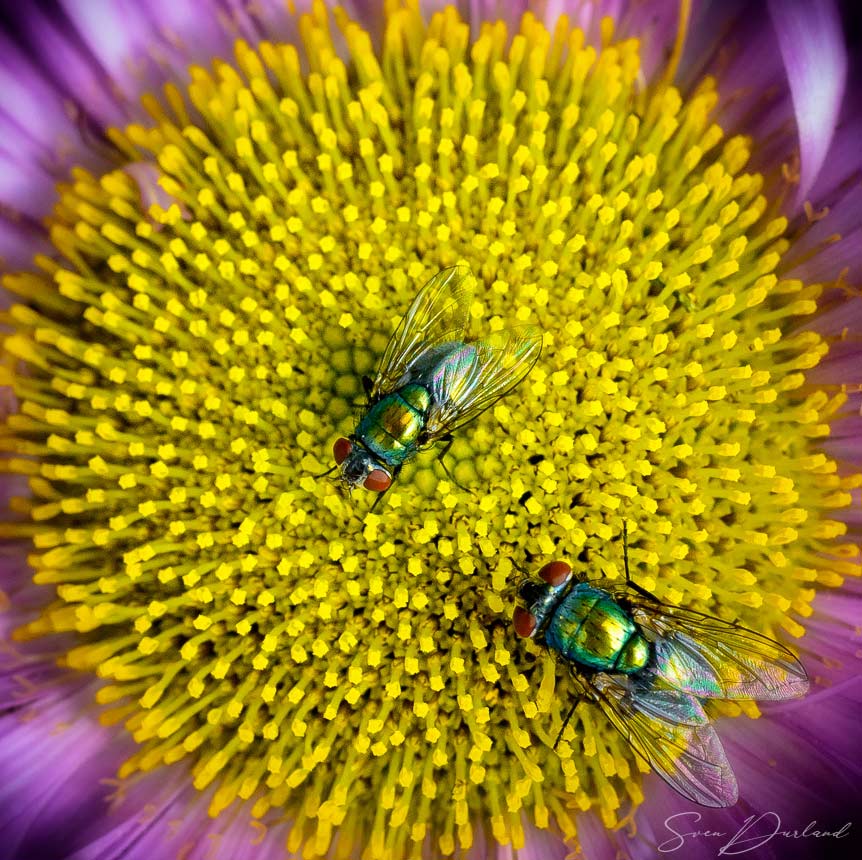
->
[[1, 2, 860, 858]]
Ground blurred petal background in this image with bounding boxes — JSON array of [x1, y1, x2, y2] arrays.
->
[[1, 2, 861, 859]]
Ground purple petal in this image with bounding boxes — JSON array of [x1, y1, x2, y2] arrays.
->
[[0, 152, 62, 222], [789, 235, 862, 290], [678, 2, 804, 198], [800, 287, 862, 337], [613, 0, 682, 81], [65, 765, 293, 860], [0, 678, 127, 860], [467, 0, 530, 32], [0, 216, 52, 273], [767, 0, 847, 207], [15, 4, 127, 129], [590, 676, 862, 860], [806, 110, 862, 208], [788, 177, 862, 255], [0, 33, 79, 158], [807, 339, 862, 387], [465, 1, 682, 83]]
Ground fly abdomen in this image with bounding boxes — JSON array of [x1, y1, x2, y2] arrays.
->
[[613, 629, 651, 673]]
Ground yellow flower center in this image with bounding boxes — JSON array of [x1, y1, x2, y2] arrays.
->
[[1, 1, 860, 856]]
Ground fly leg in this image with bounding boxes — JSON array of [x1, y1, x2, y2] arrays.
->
[[369, 465, 401, 512], [313, 464, 339, 479], [554, 670, 589, 750], [435, 435, 470, 491], [349, 375, 375, 408], [622, 522, 662, 605], [554, 702, 578, 750]]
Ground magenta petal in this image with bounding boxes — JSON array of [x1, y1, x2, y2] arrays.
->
[[767, 0, 847, 208]]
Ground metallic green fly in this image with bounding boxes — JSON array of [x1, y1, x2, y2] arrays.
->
[[513, 526, 809, 807], [328, 266, 542, 497]]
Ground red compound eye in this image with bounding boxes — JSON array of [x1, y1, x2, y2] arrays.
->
[[513, 606, 537, 638], [333, 438, 352, 465], [538, 561, 572, 586], [364, 469, 392, 492]]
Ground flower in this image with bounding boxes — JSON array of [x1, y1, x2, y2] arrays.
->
[[1, 2, 861, 860]]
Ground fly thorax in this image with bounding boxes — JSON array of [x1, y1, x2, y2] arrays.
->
[[546, 585, 639, 672], [357, 392, 425, 464], [578, 597, 637, 670], [524, 581, 569, 633]]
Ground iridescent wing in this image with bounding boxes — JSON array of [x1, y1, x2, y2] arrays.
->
[[628, 602, 809, 701], [420, 325, 543, 437], [370, 266, 474, 399], [608, 676, 710, 727], [591, 674, 739, 807]]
